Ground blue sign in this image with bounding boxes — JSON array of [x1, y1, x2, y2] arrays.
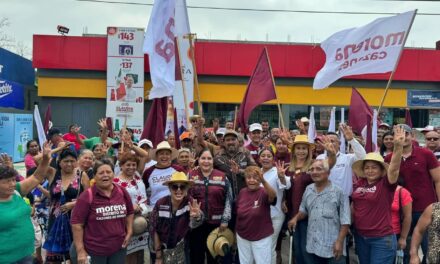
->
[[407, 90, 440, 108], [0, 48, 34, 85], [13, 114, 33, 162], [0, 113, 14, 156], [0, 78, 24, 109]]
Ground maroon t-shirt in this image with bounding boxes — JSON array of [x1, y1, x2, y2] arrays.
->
[[352, 177, 396, 237], [286, 170, 313, 218], [71, 184, 134, 256], [236, 187, 273, 241], [384, 147, 439, 212], [246, 144, 260, 164]]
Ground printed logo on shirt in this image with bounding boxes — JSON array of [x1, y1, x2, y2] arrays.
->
[[334, 163, 346, 169], [152, 174, 172, 184], [252, 200, 260, 209], [176, 205, 189, 216], [95, 204, 127, 220], [354, 185, 376, 195]]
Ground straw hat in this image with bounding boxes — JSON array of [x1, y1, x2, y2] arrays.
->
[[291, 135, 315, 150], [352, 152, 389, 178], [163, 171, 194, 186], [132, 215, 148, 235], [150, 141, 178, 161], [207, 228, 235, 258]]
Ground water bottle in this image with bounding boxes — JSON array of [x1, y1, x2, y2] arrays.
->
[[395, 249, 404, 264]]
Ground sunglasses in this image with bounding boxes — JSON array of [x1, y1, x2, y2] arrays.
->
[[170, 184, 188, 191], [426, 137, 439, 141]]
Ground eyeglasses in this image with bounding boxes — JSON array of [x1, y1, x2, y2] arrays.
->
[[171, 184, 187, 191], [426, 138, 439, 141]]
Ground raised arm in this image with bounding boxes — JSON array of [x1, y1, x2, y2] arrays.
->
[[410, 204, 433, 264], [340, 124, 366, 161], [19, 142, 51, 196], [388, 126, 404, 184], [260, 171, 276, 203]]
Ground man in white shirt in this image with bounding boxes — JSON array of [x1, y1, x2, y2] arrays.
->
[[120, 75, 137, 102], [317, 124, 366, 197]]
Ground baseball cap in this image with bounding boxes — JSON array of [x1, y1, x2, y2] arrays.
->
[[216, 128, 226, 136], [179, 131, 192, 141], [249, 123, 262, 132], [421, 125, 435, 133], [224, 130, 239, 138], [138, 139, 153, 149], [399, 124, 412, 133], [300, 117, 309, 123]]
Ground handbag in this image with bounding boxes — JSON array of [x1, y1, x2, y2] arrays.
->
[[163, 239, 186, 264]]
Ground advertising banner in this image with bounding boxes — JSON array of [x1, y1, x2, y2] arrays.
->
[[106, 27, 144, 140], [407, 90, 440, 108], [0, 113, 14, 156], [13, 114, 33, 162], [0, 78, 24, 109]]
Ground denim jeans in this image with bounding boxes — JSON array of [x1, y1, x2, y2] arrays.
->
[[293, 219, 314, 264], [354, 233, 397, 264], [411, 211, 428, 264], [311, 254, 347, 264]]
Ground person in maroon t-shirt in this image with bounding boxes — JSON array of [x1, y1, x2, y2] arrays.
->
[[235, 166, 276, 264], [274, 137, 291, 165], [246, 123, 263, 163], [351, 126, 405, 264], [71, 159, 134, 264], [384, 124, 440, 264]]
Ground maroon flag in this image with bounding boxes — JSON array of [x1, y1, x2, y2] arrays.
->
[[43, 104, 52, 134], [405, 108, 413, 128], [348, 88, 373, 140], [365, 114, 373, 153], [238, 48, 277, 130], [173, 108, 181, 149], [105, 117, 114, 138], [141, 97, 168, 147], [175, 38, 182, 81]]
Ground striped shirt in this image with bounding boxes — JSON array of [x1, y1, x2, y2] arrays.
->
[[299, 182, 350, 258]]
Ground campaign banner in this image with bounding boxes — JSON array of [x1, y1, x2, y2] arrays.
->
[[106, 27, 145, 140], [13, 114, 33, 162], [407, 90, 440, 108], [0, 113, 14, 156], [0, 78, 25, 109]]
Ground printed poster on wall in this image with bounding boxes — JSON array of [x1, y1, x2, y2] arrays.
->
[[0, 113, 14, 156], [13, 114, 33, 162], [106, 27, 144, 140]]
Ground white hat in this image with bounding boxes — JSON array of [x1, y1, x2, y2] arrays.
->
[[300, 117, 309, 123], [150, 141, 178, 160], [216, 128, 226, 136], [138, 139, 153, 149], [249, 123, 262, 132], [421, 125, 435, 133]]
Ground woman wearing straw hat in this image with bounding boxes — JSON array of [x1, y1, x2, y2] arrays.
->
[[351, 126, 405, 264], [235, 166, 277, 264], [285, 134, 336, 264], [187, 148, 233, 264], [150, 171, 204, 264]]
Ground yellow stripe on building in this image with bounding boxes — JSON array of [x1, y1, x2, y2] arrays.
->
[[38, 77, 407, 107]]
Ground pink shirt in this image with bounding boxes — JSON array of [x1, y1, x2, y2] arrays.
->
[[24, 153, 37, 172], [391, 186, 412, 235], [71, 184, 134, 256]]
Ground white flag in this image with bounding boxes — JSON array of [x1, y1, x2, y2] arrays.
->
[[328, 107, 336, 133], [34, 105, 46, 147], [313, 10, 416, 89], [307, 107, 317, 143], [372, 109, 378, 152], [340, 108, 346, 154], [143, 0, 176, 99]]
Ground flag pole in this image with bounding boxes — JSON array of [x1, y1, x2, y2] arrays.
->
[[185, 33, 203, 117], [233, 105, 238, 130], [377, 9, 417, 113], [175, 37, 191, 127], [264, 47, 285, 129]]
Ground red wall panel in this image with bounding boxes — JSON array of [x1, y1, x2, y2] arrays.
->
[[33, 35, 440, 82]]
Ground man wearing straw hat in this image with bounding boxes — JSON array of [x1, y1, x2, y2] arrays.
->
[[288, 159, 350, 263]]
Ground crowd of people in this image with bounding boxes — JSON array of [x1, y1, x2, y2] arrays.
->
[[1, 115, 440, 264]]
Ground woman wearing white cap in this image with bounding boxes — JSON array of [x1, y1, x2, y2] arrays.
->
[[150, 171, 203, 264]]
